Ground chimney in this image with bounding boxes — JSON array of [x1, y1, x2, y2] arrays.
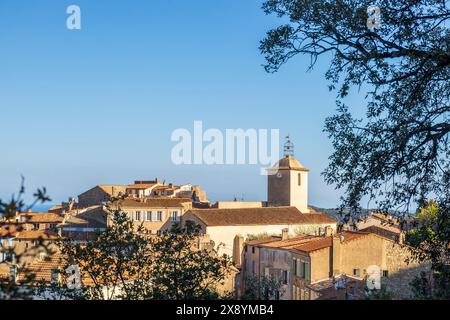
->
[[282, 228, 289, 241], [331, 233, 343, 276], [233, 235, 245, 267], [325, 226, 333, 237]]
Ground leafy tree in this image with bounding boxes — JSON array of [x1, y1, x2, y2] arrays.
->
[[241, 274, 285, 300], [406, 199, 450, 299], [58, 206, 154, 300], [149, 221, 233, 300], [0, 178, 51, 300], [260, 0, 450, 219], [365, 284, 394, 300], [57, 203, 232, 300]]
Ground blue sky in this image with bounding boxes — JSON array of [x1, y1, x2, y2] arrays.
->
[[0, 0, 367, 208]]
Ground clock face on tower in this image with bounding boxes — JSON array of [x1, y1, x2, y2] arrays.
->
[[277, 172, 283, 178]]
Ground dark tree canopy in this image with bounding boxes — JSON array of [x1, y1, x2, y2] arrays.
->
[[260, 0, 450, 217]]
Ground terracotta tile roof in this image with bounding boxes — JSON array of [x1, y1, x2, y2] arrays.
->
[[17, 212, 64, 224], [293, 237, 332, 252], [14, 230, 58, 240], [188, 207, 336, 226], [0, 224, 22, 238], [371, 213, 401, 225], [18, 253, 96, 286], [246, 236, 282, 246], [126, 183, 158, 190], [293, 231, 369, 253], [59, 206, 107, 229], [360, 225, 400, 241], [115, 198, 192, 209], [253, 231, 370, 253], [262, 235, 323, 249], [153, 185, 171, 191], [18, 253, 65, 283]]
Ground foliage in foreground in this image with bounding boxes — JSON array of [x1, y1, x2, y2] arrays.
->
[[56, 204, 232, 300], [260, 0, 449, 220]]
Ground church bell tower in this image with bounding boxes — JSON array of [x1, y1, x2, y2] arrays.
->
[[267, 136, 310, 213]]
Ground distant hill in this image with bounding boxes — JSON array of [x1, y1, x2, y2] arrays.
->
[[311, 206, 377, 222]]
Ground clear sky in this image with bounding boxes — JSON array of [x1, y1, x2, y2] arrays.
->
[[0, 0, 367, 208]]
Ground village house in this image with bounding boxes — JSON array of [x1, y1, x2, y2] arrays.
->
[[15, 212, 64, 231], [182, 207, 337, 263], [109, 197, 193, 234], [242, 229, 427, 300], [78, 185, 128, 207], [0, 225, 59, 280], [126, 180, 160, 198], [151, 183, 207, 202], [182, 150, 337, 264], [77, 179, 208, 207], [57, 206, 108, 241]]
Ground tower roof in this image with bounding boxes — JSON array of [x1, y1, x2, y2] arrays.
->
[[273, 155, 309, 172]]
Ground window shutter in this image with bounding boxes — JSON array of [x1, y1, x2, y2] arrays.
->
[[305, 263, 310, 281]]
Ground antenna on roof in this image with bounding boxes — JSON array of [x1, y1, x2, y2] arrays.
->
[[284, 134, 294, 157]]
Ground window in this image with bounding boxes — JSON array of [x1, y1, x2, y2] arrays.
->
[[383, 270, 389, 278], [299, 262, 305, 278], [151, 211, 158, 221], [298, 173, 302, 186], [282, 270, 288, 284], [171, 211, 180, 221], [252, 247, 255, 254], [157, 211, 163, 221], [244, 246, 248, 253], [353, 268, 361, 277], [134, 211, 141, 221], [293, 258, 297, 275], [145, 211, 152, 221], [304, 263, 310, 281], [252, 261, 256, 275], [33, 224, 39, 230]]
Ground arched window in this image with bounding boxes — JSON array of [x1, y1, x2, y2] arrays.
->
[[298, 173, 302, 186]]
